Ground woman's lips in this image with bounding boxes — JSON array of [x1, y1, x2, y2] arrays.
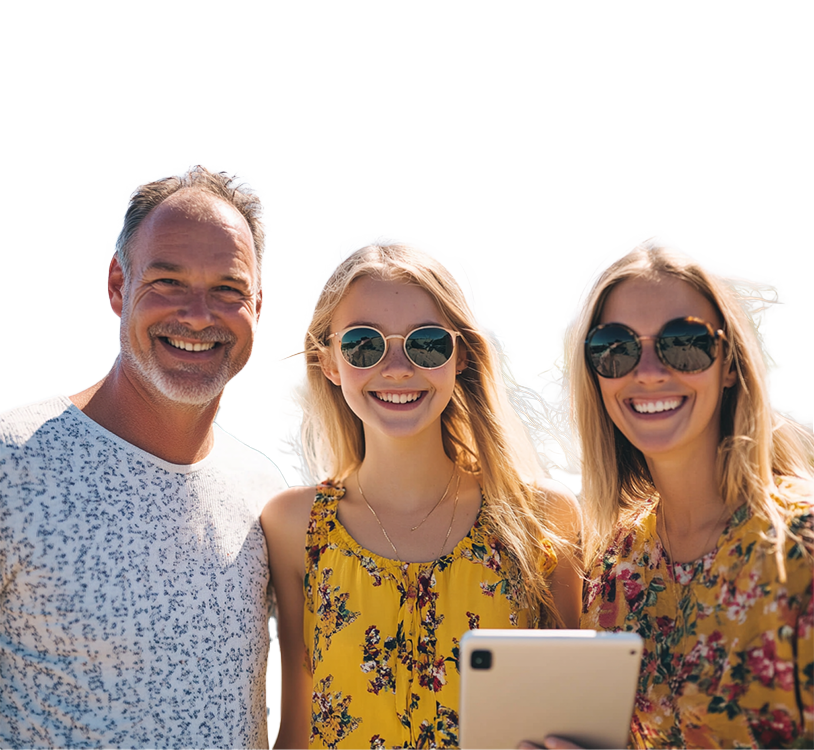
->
[[628, 396, 684, 415], [373, 391, 423, 404]]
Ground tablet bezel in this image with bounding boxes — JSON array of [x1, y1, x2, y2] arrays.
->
[[458, 629, 642, 749]]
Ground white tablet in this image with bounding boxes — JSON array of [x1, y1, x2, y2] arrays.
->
[[459, 629, 642, 749]]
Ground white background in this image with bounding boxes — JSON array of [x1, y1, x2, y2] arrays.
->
[[2, 2, 812, 739]]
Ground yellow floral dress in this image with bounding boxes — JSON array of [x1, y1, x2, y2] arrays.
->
[[582, 477, 814, 749], [303, 482, 556, 749]]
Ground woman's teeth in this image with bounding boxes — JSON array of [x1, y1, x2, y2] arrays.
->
[[631, 398, 682, 414], [375, 392, 421, 404], [168, 338, 216, 352]]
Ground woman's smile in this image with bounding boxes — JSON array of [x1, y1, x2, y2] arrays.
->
[[371, 390, 425, 405], [627, 396, 685, 415]]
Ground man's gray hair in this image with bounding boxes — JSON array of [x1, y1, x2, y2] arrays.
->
[[115, 166, 265, 275]]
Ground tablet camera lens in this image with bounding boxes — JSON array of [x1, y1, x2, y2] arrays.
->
[[470, 649, 492, 670]]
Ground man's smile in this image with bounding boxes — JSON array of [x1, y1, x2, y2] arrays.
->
[[166, 337, 217, 353]]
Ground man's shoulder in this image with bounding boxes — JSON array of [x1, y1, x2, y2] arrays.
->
[[211, 423, 287, 494], [0, 396, 75, 451]]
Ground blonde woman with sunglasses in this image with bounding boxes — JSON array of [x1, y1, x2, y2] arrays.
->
[[562, 241, 813, 749], [262, 243, 581, 749]]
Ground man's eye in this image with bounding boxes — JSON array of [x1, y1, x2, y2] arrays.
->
[[155, 278, 181, 286], [216, 286, 245, 296]]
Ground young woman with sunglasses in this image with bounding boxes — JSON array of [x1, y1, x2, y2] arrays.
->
[[565, 242, 813, 749], [262, 243, 581, 749]]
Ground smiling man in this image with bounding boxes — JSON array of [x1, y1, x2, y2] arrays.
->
[[0, 167, 286, 748]]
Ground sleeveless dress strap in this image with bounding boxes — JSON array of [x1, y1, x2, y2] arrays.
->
[[306, 481, 345, 562]]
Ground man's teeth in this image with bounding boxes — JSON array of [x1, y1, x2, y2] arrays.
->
[[167, 338, 216, 352], [375, 392, 421, 404], [632, 398, 682, 414]]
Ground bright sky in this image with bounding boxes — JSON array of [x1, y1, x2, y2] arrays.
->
[[3, 2, 812, 738]]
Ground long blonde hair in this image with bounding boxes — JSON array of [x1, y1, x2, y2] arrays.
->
[[567, 240, 814, 572], [303, 243, 569, 624]]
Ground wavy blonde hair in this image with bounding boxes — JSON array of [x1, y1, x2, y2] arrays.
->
[[302, 243, 569, 625], [567, 240, 813, 575]]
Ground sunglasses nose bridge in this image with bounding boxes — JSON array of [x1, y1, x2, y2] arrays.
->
[[380, 333, 415, 371], [635, 334, 672, 378]]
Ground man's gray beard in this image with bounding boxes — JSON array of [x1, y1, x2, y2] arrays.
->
[[119, 310, 239, 406], [120, 345, 232, 405]]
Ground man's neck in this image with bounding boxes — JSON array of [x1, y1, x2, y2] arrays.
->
[[71, 365, 220, 465]]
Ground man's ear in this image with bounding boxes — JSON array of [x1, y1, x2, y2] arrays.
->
[[255, 287, 263, 322], [108, 256, 125, 318], [319, 349, 342, 386]]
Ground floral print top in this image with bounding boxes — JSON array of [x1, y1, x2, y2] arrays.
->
[[582, 477, 814, 749], [303, 482, 556, 749]]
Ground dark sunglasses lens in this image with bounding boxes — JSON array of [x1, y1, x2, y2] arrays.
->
[[587, 325, 640, 378], [405, 328, 455, 368], [340, 327, 386, 368], [659, 319, 716, 372]]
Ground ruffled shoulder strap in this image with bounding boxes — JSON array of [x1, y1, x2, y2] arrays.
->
[[306, 481, 345, 554], [304, 482, 346, 615]]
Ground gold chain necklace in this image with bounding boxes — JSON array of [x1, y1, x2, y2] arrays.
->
[[659, 507, 689, 674], [358, 470, 460, 560], [410, 465, 456, 532], [659, 499, 729, 674], [660, 499, 729, 567]]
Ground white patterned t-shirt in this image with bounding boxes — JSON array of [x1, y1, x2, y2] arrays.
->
[[0, 397, 286, 749]]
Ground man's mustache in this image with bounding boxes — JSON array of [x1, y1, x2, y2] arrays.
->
[[148, 322, 237, 346]]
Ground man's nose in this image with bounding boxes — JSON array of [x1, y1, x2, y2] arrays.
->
[[176, 289, 216, 330]]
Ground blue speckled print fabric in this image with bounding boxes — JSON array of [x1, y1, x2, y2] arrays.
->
[[0, 397, 286, 749]]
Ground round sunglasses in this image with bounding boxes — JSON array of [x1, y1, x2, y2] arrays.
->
[[326, 325, 461, 370], [585, 316, 725, 379]]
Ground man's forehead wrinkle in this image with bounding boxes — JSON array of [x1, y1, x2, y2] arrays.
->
[[144, 259, 254, 284]]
